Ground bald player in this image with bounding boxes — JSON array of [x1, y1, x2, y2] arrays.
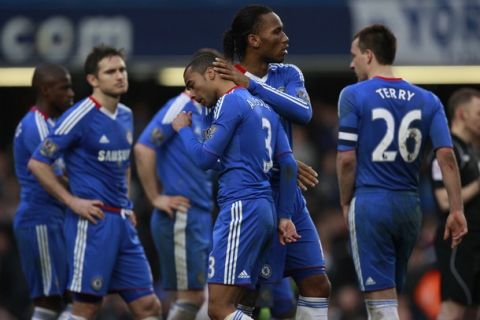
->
[[13, 64, 74, 319]]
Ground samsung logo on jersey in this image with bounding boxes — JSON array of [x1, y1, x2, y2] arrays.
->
[[97, 149, 131, 162], [246, 98, 270, 109]]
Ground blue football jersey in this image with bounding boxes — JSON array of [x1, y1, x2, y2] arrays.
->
[[238, 63, 311, 188], [32, 97, 134, 209], [14, 107, 65, 226], [201, 87, 292, 205], [337, 76, 452, 191], [137, 93, 213, 211], [239, 63, 312, 145]]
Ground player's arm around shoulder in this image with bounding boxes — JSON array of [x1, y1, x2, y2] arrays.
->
[[260, 64, 312, 124], [435, 147, 468, 247], [212, 57, 250, 88]]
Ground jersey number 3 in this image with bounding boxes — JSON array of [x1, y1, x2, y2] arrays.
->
[[262, 117, 273, 173], [372, 108, 422, 163]]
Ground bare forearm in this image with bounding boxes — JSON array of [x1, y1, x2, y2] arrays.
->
[[134, 144, 161, 203], [338, 170, 355, 206], [337, 151, 356, 206], [437, 148, 464, 212], [126, 167, 132, 198], [28, 159, 74, 206]]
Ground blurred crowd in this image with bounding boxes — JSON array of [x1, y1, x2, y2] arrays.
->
[[0, 91, 451, 319]]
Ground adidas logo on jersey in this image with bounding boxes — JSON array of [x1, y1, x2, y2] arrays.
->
[[99, 135, 110, 144], [238, 270, 250, 279], [365, 277, 376, 286]]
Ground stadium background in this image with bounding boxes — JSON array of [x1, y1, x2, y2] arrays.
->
[[0, 0, 479, 318]]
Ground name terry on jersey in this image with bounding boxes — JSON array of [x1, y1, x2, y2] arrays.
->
[[98, 149, 131, 162], [375, 88, 415, 101]]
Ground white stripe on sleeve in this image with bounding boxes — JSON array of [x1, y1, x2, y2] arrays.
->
[[338, 132, 358, 142], [55, 100, 94, 135], [162, 94, 191, 124]]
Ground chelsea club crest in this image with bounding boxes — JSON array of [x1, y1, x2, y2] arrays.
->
[[91, 276, 103, 291], [260, 264, 272, 279]]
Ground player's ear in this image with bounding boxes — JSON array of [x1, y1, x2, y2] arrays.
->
[[206, 67, 215, 80], [366, 49, 374, 65], [247, 34, 261, 48], [40, 83, 50, 96], [457, 106, 466, 121], [86, 74, 98, 88]]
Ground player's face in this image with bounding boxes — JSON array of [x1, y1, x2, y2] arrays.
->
[[184, 67, 217, 107], [93, 55, 128, 97], [255, 12, 289, 63], [464, 97, 480, 138], [350, 38, 369, 82], [47, 74, 74, 114]]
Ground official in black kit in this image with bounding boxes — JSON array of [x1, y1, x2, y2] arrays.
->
[[429, 88, 480, 319]]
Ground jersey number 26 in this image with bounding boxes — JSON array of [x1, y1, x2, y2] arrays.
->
[[372, 108, 422, 163]]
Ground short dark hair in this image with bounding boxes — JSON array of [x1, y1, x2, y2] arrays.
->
[[84, 45, 125, 76], [223, 4, 273, 61], [32, 63, 69, 95], [447, 88, 480, 119], [184, 49, 223, 76], [354, 24, 397, 65], [191, 48, 223, 60]]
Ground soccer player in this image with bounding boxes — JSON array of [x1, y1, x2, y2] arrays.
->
[[212, 5, 330, 318], [28, 46, 162, 319], [336, 24, 468, 320], [172, 50, 299, 320], [429, 88, 480, 319], [134, 88, 213, 320], [13, 63, 74, 319]]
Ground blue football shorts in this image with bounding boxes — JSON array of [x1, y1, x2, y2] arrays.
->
[[348, 188, 422, 292], [259, 188, 326, 284], [207, 198, 275, 287], [64, 208, 154, 299], [14, 220, 68, 299], [150, 206, 212, 290]]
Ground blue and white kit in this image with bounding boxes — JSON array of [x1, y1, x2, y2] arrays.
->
[[137, 92, 213, 291], [33, 97, 154, 300], [178, 86, 297, 287], [338, 76, 452, 292], [13, 107, 68, 299]]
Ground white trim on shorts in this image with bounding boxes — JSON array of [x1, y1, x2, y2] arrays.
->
[[348, 197, 365, 291], [70, 219, 88, 292], [174, 208, 188, 290], [224, 200, 243, 284], [36, 225, 52, 296]]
